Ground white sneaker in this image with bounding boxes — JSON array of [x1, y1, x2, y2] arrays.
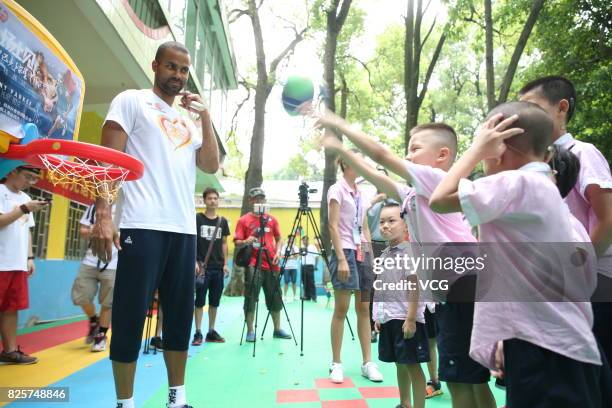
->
[[91, 334, 107, 352], [361, 361, 383, 382], [329, 362, 344, 383]]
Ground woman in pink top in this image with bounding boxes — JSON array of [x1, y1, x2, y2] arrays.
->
[[326, 143, 382, 384]]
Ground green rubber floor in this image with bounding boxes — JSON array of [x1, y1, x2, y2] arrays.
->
[[142, 295, 505, 407]]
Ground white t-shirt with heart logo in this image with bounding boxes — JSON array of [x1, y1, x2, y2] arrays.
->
[[104, 89, 203, 234]]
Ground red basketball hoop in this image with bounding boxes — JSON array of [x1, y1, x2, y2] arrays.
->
[[1, 139, 144, 203]]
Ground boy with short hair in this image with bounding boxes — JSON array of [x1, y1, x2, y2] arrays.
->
[[71, 203, 118, 352], [429, 100, 604, 407], [318, 110, 493, 407], [0, 166, 48, 364], [193, 187, 230, 345]]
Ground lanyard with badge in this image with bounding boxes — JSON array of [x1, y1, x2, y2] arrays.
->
[[352, 191, 364, 262]]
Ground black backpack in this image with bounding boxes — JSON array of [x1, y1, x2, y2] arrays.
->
[[235, 244, 252, 267]]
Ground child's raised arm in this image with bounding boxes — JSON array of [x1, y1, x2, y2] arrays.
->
[[429, 114, 522, 213], [322, 131, 403, 202], [316, 109, 413, 183]]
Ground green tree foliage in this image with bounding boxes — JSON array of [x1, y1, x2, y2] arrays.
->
[[518, 0, 611, 162], [344, 0, 610, 162]]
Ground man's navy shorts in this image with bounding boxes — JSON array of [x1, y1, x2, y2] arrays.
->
[[109, 229, 196, 363]]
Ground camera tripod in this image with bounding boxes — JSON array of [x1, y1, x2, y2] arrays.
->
[[260, 202, 355, 356], [239, 212, 297, 357], [143, 296, 161, 355]]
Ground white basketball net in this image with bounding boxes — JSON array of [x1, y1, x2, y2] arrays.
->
[[38, 154, 129, 204]]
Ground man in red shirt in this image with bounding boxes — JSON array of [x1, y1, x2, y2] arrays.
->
[[234, 187, 292, 342]]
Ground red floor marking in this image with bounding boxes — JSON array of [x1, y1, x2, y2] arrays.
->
[[315, 378, 355, 389], [276, 389, 320, 403], [321, 400, 368, 408], [358, 386, 400, 399], [11, 320, 88, 354]]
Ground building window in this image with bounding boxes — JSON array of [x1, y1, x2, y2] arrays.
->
[[24, 187, 52, 259], [128, 0, 168, 29], [65, 201, 89, 261]]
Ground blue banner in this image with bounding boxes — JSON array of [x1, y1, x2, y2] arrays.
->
[[0, 2, 83, 141]]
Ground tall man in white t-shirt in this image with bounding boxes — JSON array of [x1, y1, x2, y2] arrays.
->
[[90, 42, 219, 408]]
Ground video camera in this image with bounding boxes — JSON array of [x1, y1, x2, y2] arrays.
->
[[298, 182, 317, 209], [254, 203, 269, 216]]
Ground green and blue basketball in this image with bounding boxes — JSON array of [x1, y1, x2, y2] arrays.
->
[[282, 76, 314, 116]]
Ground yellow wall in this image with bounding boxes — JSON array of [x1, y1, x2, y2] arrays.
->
[[43, 110, 105, 259], [46, 195, 69, 259], [203, 207, 322, 255], [45, 204, 320, 260], [77, 111, 104, 144]]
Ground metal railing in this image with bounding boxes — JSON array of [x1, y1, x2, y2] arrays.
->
[[24, 187, 52, 259], [64, 201, 88, 260]]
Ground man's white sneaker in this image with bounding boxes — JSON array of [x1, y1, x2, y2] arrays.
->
[[91, 334, 107, 352], [361, 361, 383, 382], [329, 362, 344, 383]]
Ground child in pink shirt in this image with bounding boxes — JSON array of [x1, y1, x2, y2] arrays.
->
[[373, 201, 429, 408], [520, 76, 612, 365], [430, 101, 605, 407], [318, 110, 495, 407]]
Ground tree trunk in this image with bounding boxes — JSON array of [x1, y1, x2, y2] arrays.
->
[[418, 31, 446, 106], [239, 0, 306, 215], [224, 253, 245, 296], [320, 30, 340, 257], [484, 0, 495, 110], [404, 0, 445, 150], [404, 0, 415, 152], [320, 0, 353, 256], [497, 0, 544, 104], [339, 76, 348, 118], [241, 0, 269, 215]]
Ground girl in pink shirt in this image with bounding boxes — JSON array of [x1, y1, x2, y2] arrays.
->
[[319, 114, 495, 408]]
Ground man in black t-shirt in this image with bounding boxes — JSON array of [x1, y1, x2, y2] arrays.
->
[[192, 187, 230, 344]]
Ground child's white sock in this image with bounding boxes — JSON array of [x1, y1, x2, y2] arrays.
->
[[116, 398, 135, 408], [167, 385, 186, 408]]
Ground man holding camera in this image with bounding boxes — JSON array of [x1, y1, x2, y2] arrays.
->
[[234, 187, 292, 342]]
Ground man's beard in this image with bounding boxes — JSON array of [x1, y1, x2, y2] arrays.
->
[[158, 78, 184, 96]]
